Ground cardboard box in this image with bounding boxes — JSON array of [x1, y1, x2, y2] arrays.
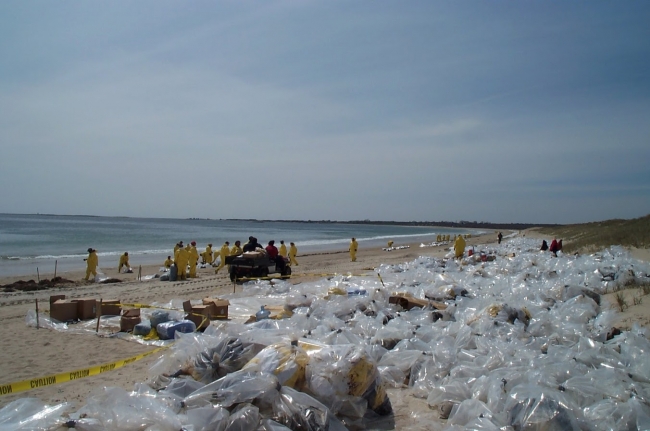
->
[[50, 299, 78, 322], [389, 294, 447, 311], [120, 316, 141, 332], [99, 299, 121, 316], [73, 298, 97, 320], [120, 308, 141, 332], [122, 308, 141, 318], [49, 294, 66, 305], [202, 298, 230, 320], [183, 300, 211, 330]]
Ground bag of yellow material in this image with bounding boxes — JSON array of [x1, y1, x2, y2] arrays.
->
[[304, 344, 392, 419], [242, 340, 309, 389], [327, 286, 348, 296], [487, 304, 502, 317]]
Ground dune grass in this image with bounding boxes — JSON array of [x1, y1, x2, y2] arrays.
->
[[536, 214, 650, 254]]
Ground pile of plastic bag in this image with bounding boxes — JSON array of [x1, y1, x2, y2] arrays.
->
[[6, 237, 650, 430]]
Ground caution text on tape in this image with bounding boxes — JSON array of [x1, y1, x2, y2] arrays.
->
[[0, 347, 166, 396]]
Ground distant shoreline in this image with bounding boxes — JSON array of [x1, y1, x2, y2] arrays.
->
[[1, 212, 557, 231], [222, 219, 557, 230]]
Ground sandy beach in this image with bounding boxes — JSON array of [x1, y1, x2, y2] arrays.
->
[[1, 230, 649, 429]]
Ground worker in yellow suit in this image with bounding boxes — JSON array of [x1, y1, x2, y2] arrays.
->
[[279, 240, 288, 258], [202, 243, 213, 265], [349, 237, 358, 262], [118, 252, 130, 272], [174, 245, 189, 280], [84, 248, 98, 281], [188, 241, 200, 278], [163, 255, 174, 268], [174, 241, 183, 254], [215, 241, 230, 274], [289, 242, 298, 266], [454, 234, 466, 259], [230, 240, 243, 256]]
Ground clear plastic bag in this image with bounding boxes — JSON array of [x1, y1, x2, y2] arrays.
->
[[0, 398, 71, 431], [582, 398, 635, 430], [75, 386, 182, 431], [427, 380, 473, 408], [304, 343, 392, 418], [242, 342, 309, 388], [183, 370, 280, 410], [225, 403, 259, 431], [447, 398, 496, 427], [271, 386, 339, 431], [165, 333, 264, 384], [258, 419, 293, 431], [181, 405, 229, 431], [505, 384, 582, 431]]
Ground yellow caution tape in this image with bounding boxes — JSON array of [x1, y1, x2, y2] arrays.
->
[[0, 346, 166, 397]]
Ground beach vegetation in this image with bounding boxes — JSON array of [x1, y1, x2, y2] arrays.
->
[[536, 214, 650, 254]]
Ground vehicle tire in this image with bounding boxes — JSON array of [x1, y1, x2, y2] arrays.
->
[[229, 270, 236, 282], [260, 267, 269, 278], [282, 266, 292, 278]]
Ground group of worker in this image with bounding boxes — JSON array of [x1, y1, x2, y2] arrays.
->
[[437, 233, 472, 243], [83, 235, 363, 282], [162, 238, 300, 280]]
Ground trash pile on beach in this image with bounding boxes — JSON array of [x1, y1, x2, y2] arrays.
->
[[5, 237, 650, 430]]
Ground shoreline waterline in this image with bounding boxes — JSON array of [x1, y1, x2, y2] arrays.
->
[[0, 233, 471, 279]]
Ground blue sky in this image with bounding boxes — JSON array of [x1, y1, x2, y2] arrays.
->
[[1, 1, 649, 224]]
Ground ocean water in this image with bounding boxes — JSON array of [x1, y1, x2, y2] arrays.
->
[[0, 214, 481, 278]]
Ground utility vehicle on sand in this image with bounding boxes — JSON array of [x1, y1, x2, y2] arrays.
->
[[225, 253, 291, 282]]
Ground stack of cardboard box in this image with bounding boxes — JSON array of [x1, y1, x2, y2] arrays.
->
[[182, 298, 231, 330], [201, 298, 230, 320], [49, 295, 122, 322], [120, 308, 141, 332], [49, 295, 78, 322], [99, 300, 122, 316], [48, 295, 230, 333]]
